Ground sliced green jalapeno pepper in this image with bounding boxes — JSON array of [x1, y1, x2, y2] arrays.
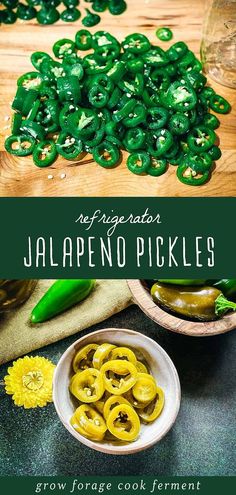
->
[[123, 128, 146, 151], [88, 85, 109, 108], [177, 163, 210, 186], [60, 7, 81, 22], [17, 3, 37, 20], [156, 27, 173, 42], [33, 140, 58, 167], [82, 8, 100, 27], [208, 145, 222, 161], [165, 81, 197, 112], [31, 52, 53, 72], [127, 152, 150, 175], [147, 158, 167, 177], [5, 135, 35, 157], [209, 94, 231, 114], [37, 7, 60, 24], [187, 126, 216, 152], [108, 0, 127, 15], [68, 108, 99, 138], [122, 33, 151, 54], [53, 39, 75, 59], [168, 113, 190, 135], [93, 140, 120, 167], [56, 132, 83, 159], [75, 29, 92, 51]]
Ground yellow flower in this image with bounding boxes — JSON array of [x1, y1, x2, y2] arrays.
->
[[4, 356, 56, 409]]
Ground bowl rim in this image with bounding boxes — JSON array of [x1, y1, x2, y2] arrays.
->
[[127, 280, 236, 337], [53, 327, 181, 455]]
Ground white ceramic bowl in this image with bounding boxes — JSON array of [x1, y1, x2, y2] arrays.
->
[[53, 328, 181, 455]]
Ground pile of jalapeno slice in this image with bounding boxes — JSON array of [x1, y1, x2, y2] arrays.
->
[[69, 343, 164, 442], [0, 0, 127, 25], [5, 29, 231, 185]]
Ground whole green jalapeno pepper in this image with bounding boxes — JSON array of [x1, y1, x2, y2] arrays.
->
[[211, 280, 236, 300], [31, 279, 96, 323]]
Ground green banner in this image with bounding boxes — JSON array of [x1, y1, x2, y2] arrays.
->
[[0, 197, 235, 278], [0, 476, 235, 495]]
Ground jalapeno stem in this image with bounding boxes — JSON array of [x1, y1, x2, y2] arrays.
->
[[215, 294, 236, 317]]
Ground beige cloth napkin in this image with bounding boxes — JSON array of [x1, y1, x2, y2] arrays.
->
[[0, 280, 133, 366]]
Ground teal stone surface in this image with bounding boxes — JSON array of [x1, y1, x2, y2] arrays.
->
[[0, 306, 235, 476]]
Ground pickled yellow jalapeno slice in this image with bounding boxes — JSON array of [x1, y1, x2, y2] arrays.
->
[[136, 361, 149, 374], [100, 360, 138, 395], [70, 368, 104, 402], [107, 403, 140, 441], [110, 347, 137, 366], [132, 373, 157, 403], [76, 404, 107, 439], [124, 389, 153, 409], [92, 343, 116, 369], [70, 408, 105, 441], [138, 386, 165, 422], [72, 343, 99, 373], [103, 395, 131, 420]]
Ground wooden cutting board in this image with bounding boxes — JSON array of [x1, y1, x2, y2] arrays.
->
[[0, 0, 235, 197]]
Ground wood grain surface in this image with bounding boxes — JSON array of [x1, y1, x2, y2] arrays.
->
[[0, 0, 235, 197], [127, 280, 236, 336]]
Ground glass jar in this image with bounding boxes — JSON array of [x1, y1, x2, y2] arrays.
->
[[0, 280, 37, 312], [201, 0, 236, 88]]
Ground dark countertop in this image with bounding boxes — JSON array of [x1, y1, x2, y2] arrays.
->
[[0, 305, 235, 477]]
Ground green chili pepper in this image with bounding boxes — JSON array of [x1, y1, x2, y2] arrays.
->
[[82, 8, 100, 27], [60, 7, 81, 22], [31, 279, 96, 324], [37, 7, 60, 25], [33, 140, 58, 167], [127, 152, 150, 175], [210, 280, 236, 299]]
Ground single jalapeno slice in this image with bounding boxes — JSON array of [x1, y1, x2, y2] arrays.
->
[[92, 0, 108, 13], [108, 0, 127, 15], [132, 373, 157, 403], [168, 112, 190, 135], [155, 129, 174, 157], [166, 41, 188, 61], [5, 135, 35, 157], [187, 125, 216, 152], [94, 44, 120, 63], [31, 52, 53, 71], [101, 360, 138, 395], [11, 114, 23, 135], [138, 386, 165, 422], [37, 7, 60, 25], [17, 71, 44, 90], [70, 410, 104, 441], [166, 81, 197, 112], [57, 76, 81, 104], [127, 152, 151, 175], [2, 0, 18, 7], [107, 403, 140, 441], [122, 103, 147, 128], [75, 405, 107, 439], [93, 140, 120, 167], [147, 158, 168, 177], [209, 94, 231, 114], [136, 361, 149, 374], [156, 27, 173, 42], [123, 127, 146, 151], [88, 84, 109, 108], [70, 368, 105, 402], [84, 123, 105, 148], [82, 9, 100, 27], [56, 132, 83, 159], [92, 343, 116, 370], [1, 9, 17, 24], [112, 98, 136, 123], [202, 113, 220, 130], [33, 140, 58, 167], [186, 152, 212, 173], [122, 33, 151, 54], [103, 395, 131, 421], [59, 102, 78, 130], [142, 46, 168, 66], [68, 108, 99, 138], [183, 71, 207, 91], [177, 163, 210, 186], [72, 344, 99, 373], [110, 347, 137, 366], [75, 29, 92, 51], [208, 145, 222, 161], [17, 3, 37, 20], [60, 8, 81, 22], [20, 120, 46, 141], [53, 39, 76, 59], [147, 107, 169, 130], [12, 86, 38, 116]]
